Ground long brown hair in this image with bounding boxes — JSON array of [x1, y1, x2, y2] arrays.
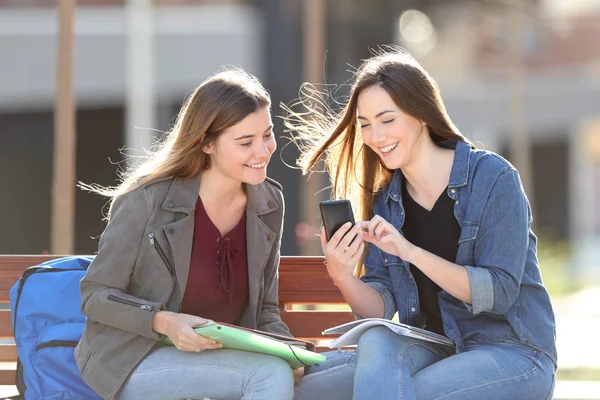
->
[[83, 68, 270, 217], [285, 47, 473, 224]]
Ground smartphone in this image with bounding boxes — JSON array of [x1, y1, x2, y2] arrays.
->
[[319, 200, 356, 242]]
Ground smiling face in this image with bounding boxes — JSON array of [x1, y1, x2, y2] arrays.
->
[[203, 106, 276, 185], [357, 84, 425, 171]]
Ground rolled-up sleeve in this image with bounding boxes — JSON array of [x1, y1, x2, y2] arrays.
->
[[362, 281, 397, 320], [466, 168, 530, 315]]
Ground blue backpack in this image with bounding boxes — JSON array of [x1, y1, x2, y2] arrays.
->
[[9, 256, 102, 400]]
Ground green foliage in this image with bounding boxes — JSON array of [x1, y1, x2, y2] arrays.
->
[[537, 232, 574, 297], [557, 367, 600, 382]]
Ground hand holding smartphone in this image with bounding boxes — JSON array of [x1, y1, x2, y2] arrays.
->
[[319, 200, 356, 242]]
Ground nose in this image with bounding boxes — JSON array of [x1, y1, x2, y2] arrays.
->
[[255, 141, 271, 157], [370, 124, 386, 143]]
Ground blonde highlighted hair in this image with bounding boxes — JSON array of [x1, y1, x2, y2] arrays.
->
[[83, 68, 270, 216]]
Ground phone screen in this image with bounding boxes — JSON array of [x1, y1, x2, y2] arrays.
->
[[319, 200, 356, 241]]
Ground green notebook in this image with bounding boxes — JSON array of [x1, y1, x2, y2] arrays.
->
[[162, 323, 326, 369]]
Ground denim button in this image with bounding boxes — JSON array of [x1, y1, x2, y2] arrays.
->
[[384, 258, 388, 263], [410, 307, 416, 312], [455, 201, 459, 204], [450, 189, 455, 194]]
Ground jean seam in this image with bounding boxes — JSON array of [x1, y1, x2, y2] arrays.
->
[[543, 375, 555, 400], [398, 342, 441, 399], [432, 352, 540, 400]]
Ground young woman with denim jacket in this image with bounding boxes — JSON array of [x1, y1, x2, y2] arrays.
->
[[76, 69, 355, 400], [287, 48, 556, 399]]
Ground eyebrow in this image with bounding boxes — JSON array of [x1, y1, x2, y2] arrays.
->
[[357, 110, 395, 120], [234, 125, 273, 141]]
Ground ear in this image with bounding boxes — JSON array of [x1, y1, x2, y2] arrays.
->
[[202, 142, 214, 155]]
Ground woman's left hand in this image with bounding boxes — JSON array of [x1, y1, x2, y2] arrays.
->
[[361, 215, 418, 263]]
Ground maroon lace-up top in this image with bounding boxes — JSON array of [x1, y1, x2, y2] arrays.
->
[[180, 196, 249, 324]]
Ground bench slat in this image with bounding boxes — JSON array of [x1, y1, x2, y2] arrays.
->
[[279, 257, 345, 304], [0, 363, 16, 385], [1, 256, 342, 303], [281, 310, 355, 339], [0, 255, 62, 303], [0, 310, 13, 338], [0, 345, 17, 362]]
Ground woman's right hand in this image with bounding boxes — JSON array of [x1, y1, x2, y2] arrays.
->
[[320, 222, 364, 285], [152, 311, 223, 352]]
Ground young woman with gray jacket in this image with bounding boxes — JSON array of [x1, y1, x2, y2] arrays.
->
[[75, 69, 355, 400]]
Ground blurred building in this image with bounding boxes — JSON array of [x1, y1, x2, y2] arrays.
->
[[1, 0, 599, 277], [0, 0, 306, 255]]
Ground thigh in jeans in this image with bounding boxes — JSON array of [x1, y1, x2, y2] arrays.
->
[[413, 341, 556, 400], [119, 346, 294, 400], [353, 326, 451, 400]]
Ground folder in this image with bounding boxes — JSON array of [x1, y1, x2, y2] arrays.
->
[[162, 322, 326, 369]]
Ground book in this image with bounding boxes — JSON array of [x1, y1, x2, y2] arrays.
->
[[322, 318, 455, 348], [162, 322, 326, 369]]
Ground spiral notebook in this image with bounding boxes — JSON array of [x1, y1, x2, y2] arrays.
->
[[323, 318, 455, 348]]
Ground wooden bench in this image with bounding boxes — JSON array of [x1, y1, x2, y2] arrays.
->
[[0, 255, 354, 386]]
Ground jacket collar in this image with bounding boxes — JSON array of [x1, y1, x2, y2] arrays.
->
[[448, 140, 470, 189], [160, 174, 280, 216], [245, 180, 280, 216], [386, 140, 471, 203]]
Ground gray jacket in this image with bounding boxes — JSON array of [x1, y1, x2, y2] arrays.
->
[[74, 175, 291, 399]]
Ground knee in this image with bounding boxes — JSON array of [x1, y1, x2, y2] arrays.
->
[[355, 326, 396, 368], [251, 356, 294, 399], [357, 326, 398, 353]]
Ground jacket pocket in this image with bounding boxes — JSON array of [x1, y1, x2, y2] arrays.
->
[[457, 221, 479, 264], [458, 221, 479, 243], [107, 294, 160, 312], [148, 231, 175, 276]]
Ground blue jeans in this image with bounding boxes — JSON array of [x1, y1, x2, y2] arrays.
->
[[354, 326, 555, 400], [119, 346, 355, 400]]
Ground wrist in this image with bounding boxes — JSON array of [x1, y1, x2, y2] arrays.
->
[[406, 245, 422, 265], [331, 272, 356, 288], [152, 311, 175, 335]]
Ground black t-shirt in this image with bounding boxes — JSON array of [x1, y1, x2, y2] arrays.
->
[[401, 179, 461, 335]]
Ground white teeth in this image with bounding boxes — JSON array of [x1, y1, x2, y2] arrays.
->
[[380, 142, 398, 153], [246, 162, 266, 169]]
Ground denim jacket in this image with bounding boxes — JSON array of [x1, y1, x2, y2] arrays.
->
[[361, 140, 557, 367]]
